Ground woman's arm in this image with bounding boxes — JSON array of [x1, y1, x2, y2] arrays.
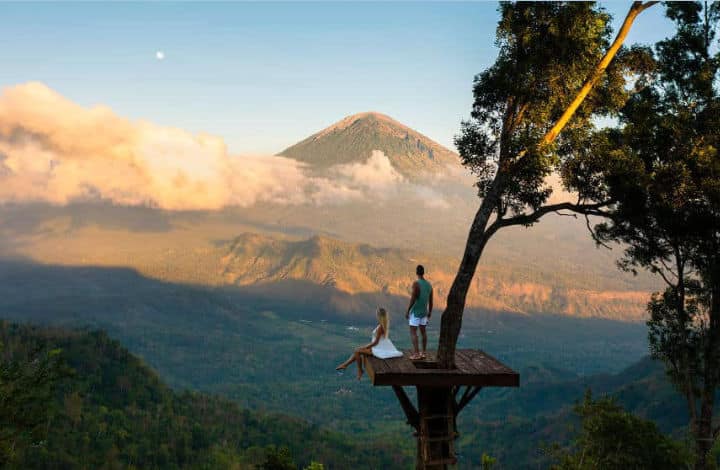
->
[[364, 325, 383, 349]]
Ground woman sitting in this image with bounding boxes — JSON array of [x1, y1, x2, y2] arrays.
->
[[336, 307, 403, 380]]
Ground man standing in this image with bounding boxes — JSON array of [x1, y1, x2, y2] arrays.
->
[[406, 264, 433, 360]]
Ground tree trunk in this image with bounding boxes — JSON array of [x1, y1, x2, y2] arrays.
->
[[676, 250, 700, 442], [696, 274, 720, 469], [416, 386, 455, 469], [695, 399, 714, 470], [437, 176, 502, 368]]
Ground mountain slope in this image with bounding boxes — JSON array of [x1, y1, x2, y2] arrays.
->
[[278, 112, 459, 177], [1, 200, 661, 322], [459, 356, 696, 467], [0, 321, 405, 469], [220, 232, 650, 320], [0, 317, 695, 469]]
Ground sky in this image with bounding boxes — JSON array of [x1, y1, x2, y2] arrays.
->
[[0, 2, 676, 155]]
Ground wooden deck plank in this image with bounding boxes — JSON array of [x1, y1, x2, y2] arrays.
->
[[469, 350, 515, 374], [372, 358, 390, 374], [365, 349, 519, 388], [453, 350, 481, 375]]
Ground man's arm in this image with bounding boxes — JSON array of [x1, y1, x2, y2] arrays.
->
[[428, 287, 433, 319], [406, 282, 419, 318]]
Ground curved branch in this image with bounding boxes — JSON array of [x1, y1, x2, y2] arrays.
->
[[584, 214, 612, 250], [649, 261, 676, 288], [657, 258, 679, 280], [517, 1, 659, 159], [494, 200, 613, 229]]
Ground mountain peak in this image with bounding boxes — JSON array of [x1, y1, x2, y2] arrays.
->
[[278, 112, 459, 177], [326, 111, 399, 126]]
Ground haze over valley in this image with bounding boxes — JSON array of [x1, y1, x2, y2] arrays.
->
[[1, 95, 659, 323]]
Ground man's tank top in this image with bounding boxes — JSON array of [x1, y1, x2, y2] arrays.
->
[[410, 278, 432, 318]]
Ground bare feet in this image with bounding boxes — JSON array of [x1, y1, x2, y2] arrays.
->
[[420, 352, 427, 359], [409, 352, 422, 360], [336, 364, 347, 371], [357, 371, 363, 380]]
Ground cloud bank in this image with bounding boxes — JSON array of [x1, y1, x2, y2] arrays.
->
[[0, 82, 465, 210]]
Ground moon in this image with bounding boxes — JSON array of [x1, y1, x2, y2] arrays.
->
[[155, 51, 165, 61]]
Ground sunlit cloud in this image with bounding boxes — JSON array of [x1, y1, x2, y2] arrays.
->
[[0, 82, 468, 211]]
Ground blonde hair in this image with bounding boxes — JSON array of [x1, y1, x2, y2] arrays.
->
[[376, 307, 389, 338]]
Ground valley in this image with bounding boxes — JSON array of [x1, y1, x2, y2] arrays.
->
[[0, 259, 683, 468], [0, 110, 676, 468]]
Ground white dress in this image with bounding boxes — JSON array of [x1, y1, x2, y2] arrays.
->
[[370, 326, 403, 359]]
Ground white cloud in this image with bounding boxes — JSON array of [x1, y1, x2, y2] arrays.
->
[[332, 150, 404, 190], [0, 82, 314, 209], [0, 82, 468, 211]]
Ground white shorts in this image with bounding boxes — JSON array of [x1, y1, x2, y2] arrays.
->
[[408, 314, 428, 327]]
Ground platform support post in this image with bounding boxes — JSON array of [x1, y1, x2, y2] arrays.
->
[[416, 386, 456, 469]]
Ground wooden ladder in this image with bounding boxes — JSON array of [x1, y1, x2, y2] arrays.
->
[[419, 414, 458, 468]]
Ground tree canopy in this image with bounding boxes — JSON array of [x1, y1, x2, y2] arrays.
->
[[439, 1, 657, 366], [550, 391, 689, 470], [577, 2, 720, 467]]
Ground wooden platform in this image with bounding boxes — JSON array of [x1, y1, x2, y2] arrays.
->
[[365, 349, 519, 387]]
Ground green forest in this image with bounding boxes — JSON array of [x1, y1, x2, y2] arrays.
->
[[0, 321, 404, 469], [1, 319, 717, 468]]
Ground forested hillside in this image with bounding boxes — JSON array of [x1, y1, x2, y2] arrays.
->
[[0, 321, 404, 469], [3, 317, 716, 469]]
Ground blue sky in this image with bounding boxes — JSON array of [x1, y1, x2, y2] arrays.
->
[[0, 2, 675, 154]]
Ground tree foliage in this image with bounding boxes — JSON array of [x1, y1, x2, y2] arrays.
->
[[0, 328, 66, 466], [549, 391, 689, 469], [580, 1, 720, 467], [456, 2, 649, 217], [0, 321, 401, 469]]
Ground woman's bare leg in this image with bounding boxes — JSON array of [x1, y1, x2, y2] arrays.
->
[[357, 352, 364, 379], [337, 347, 369, 370], [336, 353, 357, 370], [355, 347, 372, 379]]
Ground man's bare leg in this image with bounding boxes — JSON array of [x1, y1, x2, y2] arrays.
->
[[419, 325, 427, 358], [409, 326, 420, 359]]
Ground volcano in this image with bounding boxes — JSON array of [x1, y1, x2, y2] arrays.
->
[[278, 111, 460, 177]]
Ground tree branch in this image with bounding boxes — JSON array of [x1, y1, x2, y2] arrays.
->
[[493, 200, 612, 229], [584, 214, 612, 250], [516, 1, 659, 159], [657, 258, 679, 280], [649, 261, 676, 288]]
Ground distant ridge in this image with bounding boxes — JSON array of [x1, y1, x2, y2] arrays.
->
[[278, 111, 459, 177], [218, 232, 650, 321]]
